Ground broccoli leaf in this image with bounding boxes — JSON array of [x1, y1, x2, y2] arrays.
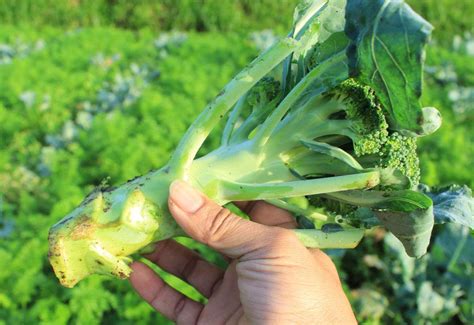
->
[[420, 184, 474, 229], [375, 205, 433, 258], [345, 0, 433, 133], [433, 223, 473, 268], [307, 31, 349, 67]]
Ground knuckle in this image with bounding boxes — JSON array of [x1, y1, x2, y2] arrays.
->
[[266, 228, 301, 256], [180, 255, 200, 282], [173, 295, 187, 320], [149, 284, 164, 307], [201, 207, 234, 246]]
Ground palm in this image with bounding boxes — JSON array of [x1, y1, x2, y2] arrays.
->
[[200, 261, 242, 323], [130, 201, 297, 324]]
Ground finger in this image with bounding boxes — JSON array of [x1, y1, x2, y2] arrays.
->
[[232, 201, 252, 212], [144, 239, 224, 298], [168, 181, 290, 259], [129, 262, 203, 323], [234, 201, 296, 228], [198, 261, 242, 324]]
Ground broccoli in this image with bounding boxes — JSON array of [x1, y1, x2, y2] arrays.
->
[[48, 0, 470, 288]]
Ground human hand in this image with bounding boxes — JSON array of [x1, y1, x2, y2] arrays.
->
[[130, 180, 357, 324]]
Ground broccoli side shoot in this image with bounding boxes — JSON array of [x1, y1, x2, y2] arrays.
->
[[246, 76, 281, 109], [357, 133, 420, 187], [314, 80, 421, 187]]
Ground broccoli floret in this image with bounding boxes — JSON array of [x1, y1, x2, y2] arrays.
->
[[379, 133, 420, 186], [280, 79, 418, 187], [317, 80, 420, 186], [275, 79, 390, 153], [357, 132, 420, 186], [330, 79, 389, 156], [228, 77, 281, 143]]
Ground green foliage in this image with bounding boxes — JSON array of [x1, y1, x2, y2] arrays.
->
[[342, 224, 473, 324], [346, 0, 433, 133], [0, 0, 298, 34], [421, 184, 474, 228], [0, 27, 253, 324], [0, 1, 472, 323], [408, 0, 474, 44]]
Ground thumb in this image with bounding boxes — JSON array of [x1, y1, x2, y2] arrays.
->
[[168, 180, 288, 258]]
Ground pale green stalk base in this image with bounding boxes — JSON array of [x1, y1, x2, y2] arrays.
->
[[48, 168, 178, 288]]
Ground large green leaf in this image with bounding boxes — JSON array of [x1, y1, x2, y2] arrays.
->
[[345, 0, 433, 133], [375, 205, 434, 258], [420, 184, 474, 229], [320, 189, 434, 257]]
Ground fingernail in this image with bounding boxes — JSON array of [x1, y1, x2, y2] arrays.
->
[[170, 180, 204, 213]]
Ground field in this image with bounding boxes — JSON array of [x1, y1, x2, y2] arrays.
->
[[0, 1, 473, 324]]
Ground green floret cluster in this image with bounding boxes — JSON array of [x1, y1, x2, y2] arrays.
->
[[308, 194, 357, 218], [288, 79, 420, 186], [311, 80, 421, 187], [376, 133, 420, 186], [354, 132, 420, 187]]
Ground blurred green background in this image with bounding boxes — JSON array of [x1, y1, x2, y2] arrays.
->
[[0, 0, 472, 324]]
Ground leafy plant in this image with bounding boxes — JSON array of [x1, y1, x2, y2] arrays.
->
[[0, 26, 257, 324], [350, 223, 473, 324]]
